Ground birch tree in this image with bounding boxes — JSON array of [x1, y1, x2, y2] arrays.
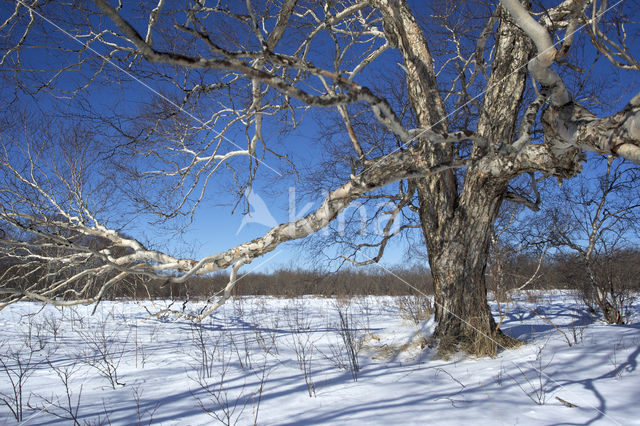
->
[[1, 0, 639, 355], [547, 157, 640, 324]]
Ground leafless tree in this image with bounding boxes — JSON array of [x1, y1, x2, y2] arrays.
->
[[546, 157, 640, 323], [1, 0, 640, 356]]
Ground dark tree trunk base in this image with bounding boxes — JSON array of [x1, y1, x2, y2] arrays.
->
[[432, 311, 522, 358]]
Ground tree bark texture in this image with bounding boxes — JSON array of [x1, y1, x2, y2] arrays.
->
[[379, 0, 535, 355]]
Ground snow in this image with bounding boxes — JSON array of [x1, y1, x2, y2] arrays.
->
[[0, 292, 638, 425]]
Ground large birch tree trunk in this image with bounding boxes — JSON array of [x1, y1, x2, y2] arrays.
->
[[377, 0, 534, 355], [426, 181, 511, 355]]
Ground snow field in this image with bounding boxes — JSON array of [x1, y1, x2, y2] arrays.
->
[[0, 292, 638, 425]]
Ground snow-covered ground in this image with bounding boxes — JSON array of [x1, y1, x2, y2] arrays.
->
[[0, 292, 638, 425]]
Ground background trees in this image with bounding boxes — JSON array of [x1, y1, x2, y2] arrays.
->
[[544, 157, 640, 323], [0, 0, 639, 355]]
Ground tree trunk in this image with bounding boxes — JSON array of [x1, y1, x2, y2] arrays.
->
[[423, 176, 519, 356], [420, 3, 532, 356], [599, 299, 623, 325], [585, 262, 625, 324], [375, 0, 534, 356]]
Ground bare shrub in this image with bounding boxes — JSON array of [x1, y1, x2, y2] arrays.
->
[[30, 361, 84, 425], [284, 302, 317, 397], [131, 385, 159, 425], [21, 313, 52, 353], [188, 323, 222, 380], [322, 302, 361, 381], [75, 319, 129, 389], [253, 325, 278, 357], [229, 299, 256, 370], [260, 310, 281, 356], [0, 344, 38, 421], [509, 343, 553, 405], [43, 312, 64, 342], [290, 333, 316, 397], [353, 296, 374, 334], [568, 319, 587, 346], [396, 295, 433, 325], [581, 252, 636, 324], [191, 351, 249, 426]]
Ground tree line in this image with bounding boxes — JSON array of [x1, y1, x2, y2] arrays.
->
[[3, 247, 638, 300]]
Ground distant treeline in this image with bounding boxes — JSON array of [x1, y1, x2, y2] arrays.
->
[[486, 248, 640, 295], [2, 248, 639, 301], [144, 248, 640, 300], [122, 248, 639, 300], [133, 266, 436, 300]]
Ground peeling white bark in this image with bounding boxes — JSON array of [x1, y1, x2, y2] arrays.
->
[[500, 0, 640, 163], [500, 0, 570, 106]]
